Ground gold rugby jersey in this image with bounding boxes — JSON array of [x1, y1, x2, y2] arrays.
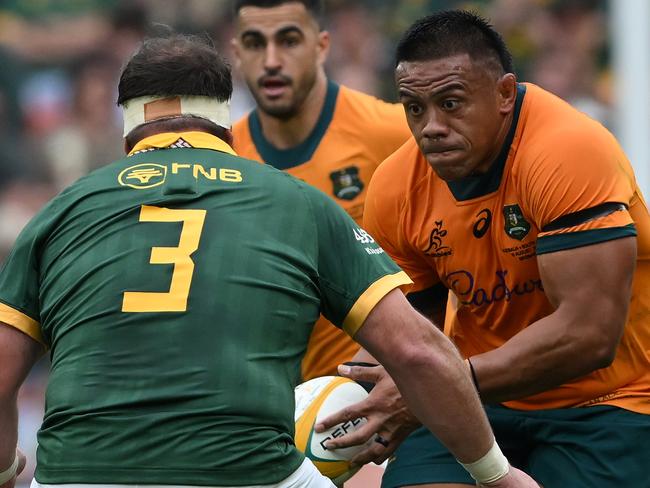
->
[[365, 83, 650, 414]]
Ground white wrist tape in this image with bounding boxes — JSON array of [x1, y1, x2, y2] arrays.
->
[[459, 439, 510, 484], [0, 456, 18, 484]]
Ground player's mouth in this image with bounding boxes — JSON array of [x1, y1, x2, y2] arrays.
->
[[423, 145, 462, 157], [259, 77, 291, 98]]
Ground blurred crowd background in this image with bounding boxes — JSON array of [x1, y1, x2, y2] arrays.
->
[[0, 0, 616, 484]]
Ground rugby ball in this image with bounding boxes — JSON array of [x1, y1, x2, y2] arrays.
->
[[294, 376, 373, 484]]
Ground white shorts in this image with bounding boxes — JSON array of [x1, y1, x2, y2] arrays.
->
[[30, 458, 336, 488]]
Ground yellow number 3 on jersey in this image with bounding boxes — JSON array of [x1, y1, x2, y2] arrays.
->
[[122, 205, 206, 313]]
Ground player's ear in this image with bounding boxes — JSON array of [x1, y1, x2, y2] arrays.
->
[[316, 30, 330, 65], [230, 37, 242, 70], [123, 139, 131, 154], [496, 73, 517, 115]]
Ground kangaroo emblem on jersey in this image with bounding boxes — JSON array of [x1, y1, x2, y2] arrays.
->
[[503, 204, 530, 240], [330, 166, 363, 200], [424, 220, 453, 257]]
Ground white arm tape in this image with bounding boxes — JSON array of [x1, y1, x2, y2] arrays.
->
[[0, 456, 18, 484], [459, 438, 510, 484]]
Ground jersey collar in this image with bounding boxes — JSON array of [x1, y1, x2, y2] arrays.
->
[[128, 131, 237, 157], [248, 79, 340, 169]]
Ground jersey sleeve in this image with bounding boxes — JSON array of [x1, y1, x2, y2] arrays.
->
[[520, 126, 637, 255], [363, 146, 440, 292], [0, 215, 46, 345], [302, 184, 412, 337]]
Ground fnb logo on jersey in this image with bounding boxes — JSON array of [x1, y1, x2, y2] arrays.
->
[[118, 163, 167, 189]]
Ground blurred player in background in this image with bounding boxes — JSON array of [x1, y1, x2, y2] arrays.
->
[[0, 32, 537, 488], [231, 0, 412, 381], [321, 10, 650, 488]]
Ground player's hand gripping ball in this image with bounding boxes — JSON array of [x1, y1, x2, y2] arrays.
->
[[294, 376, 373, 485]]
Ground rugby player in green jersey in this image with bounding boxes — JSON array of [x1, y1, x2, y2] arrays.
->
[[0, 34, 536, 488]]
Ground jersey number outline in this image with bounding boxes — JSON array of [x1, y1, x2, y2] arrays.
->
[[122, 205, 206, 312]]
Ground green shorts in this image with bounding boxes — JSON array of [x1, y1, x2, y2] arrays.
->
[[381, 404, 650, 488]]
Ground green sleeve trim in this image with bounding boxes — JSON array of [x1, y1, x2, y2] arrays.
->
[[536, 224, 637, 255]]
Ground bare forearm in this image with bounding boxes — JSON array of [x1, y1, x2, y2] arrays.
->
[[471, 309, 616, 403], [0, 397, 18, 471], [0, 324, 45, 472], [351, 348, 378, 364], [355, 290, 495, 463], [381, 328, 494, 463]]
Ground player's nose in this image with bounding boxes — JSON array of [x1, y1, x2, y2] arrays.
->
[[421, 110, 451, 140], [263, 43, 282, 71]]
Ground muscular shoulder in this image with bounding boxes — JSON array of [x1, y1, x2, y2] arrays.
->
[[513, 84, 635, 226], [334, 85, 411, 148], [516, 83, 628, 178], [338, 85, 405, 123]]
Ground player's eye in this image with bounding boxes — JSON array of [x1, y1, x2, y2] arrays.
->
[[441, 99, 460, 111], [280, 35, 301, 48], [406, 103, 424, 117], [242, 36, 265, 50]]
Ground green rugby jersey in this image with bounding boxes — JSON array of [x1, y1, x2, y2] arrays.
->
[[0, 132, 411, 486]]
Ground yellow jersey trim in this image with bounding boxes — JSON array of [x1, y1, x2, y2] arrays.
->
[[343, 271, 413, 337], [128, 132, 237, 157], [0, 302, 44, 344]]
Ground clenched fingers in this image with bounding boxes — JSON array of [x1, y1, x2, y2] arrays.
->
[[315, 399, 371, 432]]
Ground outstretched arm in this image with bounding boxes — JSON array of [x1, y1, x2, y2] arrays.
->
[[352, 289, 492, 463], [318, 289, 538, 486], [334, 284, 450, 459]]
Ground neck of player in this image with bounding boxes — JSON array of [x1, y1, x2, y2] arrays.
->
[[257, 71, 328, 150]]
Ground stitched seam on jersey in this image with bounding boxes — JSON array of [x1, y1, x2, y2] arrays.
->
[[292, 173, 369, 314], [536, 224, 636, 254], [292, 178, 323, 287]]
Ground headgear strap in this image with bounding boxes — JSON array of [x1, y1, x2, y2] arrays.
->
[[122, 95, 231, 136]]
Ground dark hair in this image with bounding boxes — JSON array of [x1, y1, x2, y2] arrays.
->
[[395, 10, 514, 75], [232, 0, 324, 25], [117, 33, 232, 106]]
